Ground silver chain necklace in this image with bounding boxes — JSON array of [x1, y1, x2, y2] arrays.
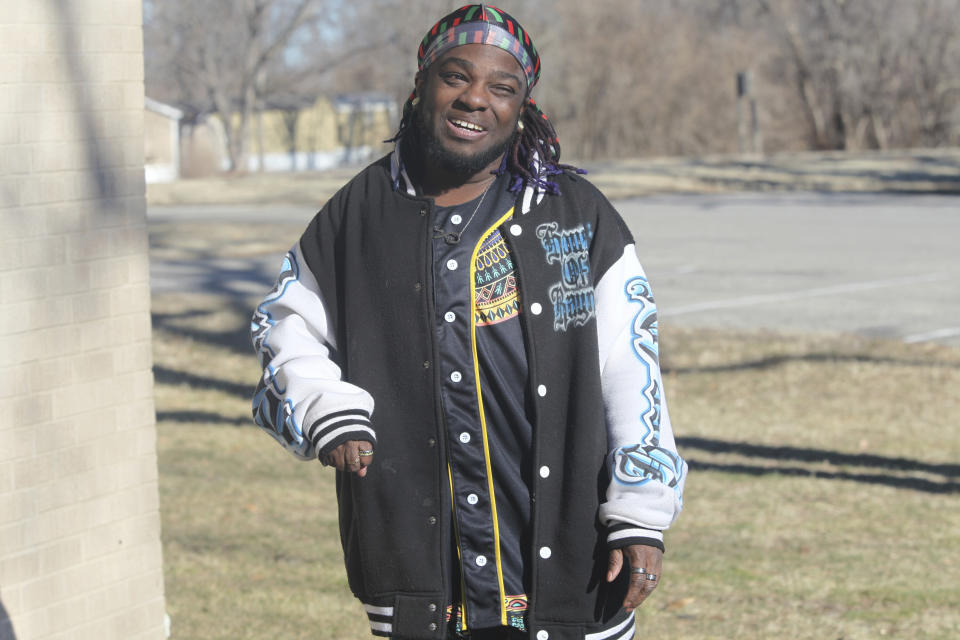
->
[[432, 178, 495, 245]]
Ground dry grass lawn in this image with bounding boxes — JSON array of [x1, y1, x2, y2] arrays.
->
[[152, 223, 960, 639]]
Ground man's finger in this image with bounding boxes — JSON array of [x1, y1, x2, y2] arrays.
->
[[357, 440, 374, 478], [621, 544, 662, 611], [323, 440, 374, 475], [327, 446, 343, 470], [622, 569, 646, 612], [327, 443, 350, 471], [344, 441, 362, 471], [606, 548, 623, 583], [357, 441, 374, 466], [623, 568, 658, 612]]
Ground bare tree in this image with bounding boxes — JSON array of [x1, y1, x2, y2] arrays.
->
[[146, 0, 960, 167], [146, 0, 334, 171], [750, 0, 960, 150]]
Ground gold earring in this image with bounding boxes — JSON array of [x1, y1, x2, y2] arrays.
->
[[517, 120, 525, 132], [412, 96, 420, 107]]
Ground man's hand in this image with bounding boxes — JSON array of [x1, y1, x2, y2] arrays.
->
[[606, 544, 663, 613], [323, 439, 374, 477]]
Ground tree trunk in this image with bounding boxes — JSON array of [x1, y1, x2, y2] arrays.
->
[[282, 110, 300, 171], [256, 106, 265, 172]]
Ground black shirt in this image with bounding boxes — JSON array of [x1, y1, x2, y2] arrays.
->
[[430, 173, 534, 632]]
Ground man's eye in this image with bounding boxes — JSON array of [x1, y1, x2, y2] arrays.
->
[[442, 72, 466, 83]]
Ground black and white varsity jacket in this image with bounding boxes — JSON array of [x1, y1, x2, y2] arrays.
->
[[251, 151, 687, 640]]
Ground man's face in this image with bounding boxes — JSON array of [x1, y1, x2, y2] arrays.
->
[[413, 44, 526, 177]]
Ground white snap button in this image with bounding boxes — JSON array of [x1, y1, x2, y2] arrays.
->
[[539, 466, 550, 478], [444, 311, 456, 322], [530, 302, 542, 315], [467, 493, 479, 505], [537, 631, 549, 640], [451, 214, 463, 225], [446, 259, 458, 271], [537, 385, 547, 397], [539, 546, 551, 559], [475, 554, 487, 567], [451, 371, 462, 383], [459, 432, 471, 444], [510, 224, 522, 236]]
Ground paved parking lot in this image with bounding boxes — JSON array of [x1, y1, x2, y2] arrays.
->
[[618, 192, 960, 346], [149, 191, 960, 346]]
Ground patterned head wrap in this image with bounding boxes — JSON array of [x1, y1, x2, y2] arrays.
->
[[390, 4, 581, 197], [418, 4, 541, 91]]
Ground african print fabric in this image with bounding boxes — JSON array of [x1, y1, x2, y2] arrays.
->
[[419, 4, 540, 89], [445, 594, 529, 636], [474, 228, 520, 326]]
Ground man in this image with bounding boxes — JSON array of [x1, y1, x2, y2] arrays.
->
[[251, 5, 687, 640]]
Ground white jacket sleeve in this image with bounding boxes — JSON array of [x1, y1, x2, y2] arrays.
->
[[251, 242, 375, 461], [595, 244, 687, 550]]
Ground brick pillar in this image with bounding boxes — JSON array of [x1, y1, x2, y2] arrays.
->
[[0, 1, 166, 639]]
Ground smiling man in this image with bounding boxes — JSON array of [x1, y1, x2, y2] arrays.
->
[[251, 5, 687, 640]]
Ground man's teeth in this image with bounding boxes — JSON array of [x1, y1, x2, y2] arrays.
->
[[452, 119, 485, 132]]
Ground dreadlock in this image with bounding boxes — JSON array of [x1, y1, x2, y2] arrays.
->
[[500, 97, 584, 195], [386, 4, 584, 196]]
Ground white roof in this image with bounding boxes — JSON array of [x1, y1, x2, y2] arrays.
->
[[145, 96, 184, 120]]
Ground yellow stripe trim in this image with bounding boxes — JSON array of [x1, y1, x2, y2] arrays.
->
[[447, 463, 469, 631], [469, 207, 515, 626]]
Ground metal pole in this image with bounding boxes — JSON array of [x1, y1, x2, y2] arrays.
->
[[736, 71, 749, 154]]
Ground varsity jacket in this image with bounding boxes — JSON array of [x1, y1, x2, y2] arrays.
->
[[251, 152, 687, 640]]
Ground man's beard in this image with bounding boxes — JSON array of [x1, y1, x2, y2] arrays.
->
[[412, 108, 515, 177]]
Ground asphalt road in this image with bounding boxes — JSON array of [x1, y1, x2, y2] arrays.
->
[[148, 192, 960, 346]]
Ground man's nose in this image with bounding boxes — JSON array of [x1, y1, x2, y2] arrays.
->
[[456, 83, 488, 111]]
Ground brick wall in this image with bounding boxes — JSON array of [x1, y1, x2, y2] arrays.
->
[[0, 1, 166, 639]]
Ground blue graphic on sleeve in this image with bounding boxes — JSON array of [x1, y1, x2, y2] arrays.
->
[[251, 251, 300, 367], [250, 252, 307, 454], [613, 276, 686, 502], [624, 276, 661, 436]]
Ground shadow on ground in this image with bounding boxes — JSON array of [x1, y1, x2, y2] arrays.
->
[[680, 437, 960, 494], [662, 351, 960, 376]]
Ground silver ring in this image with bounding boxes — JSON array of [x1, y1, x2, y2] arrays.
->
[[646, 573, 657, 581], [630, 567, 646, 574]]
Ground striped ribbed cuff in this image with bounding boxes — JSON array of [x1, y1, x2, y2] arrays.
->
[[307, 409, 376, 460], [607, 523, 665, 552], [364, 603, 394, 637]]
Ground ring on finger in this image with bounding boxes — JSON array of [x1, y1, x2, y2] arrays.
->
[[358, 449, 374, 457], [646, 573, 657, 581], [629, 567, 646, 575]]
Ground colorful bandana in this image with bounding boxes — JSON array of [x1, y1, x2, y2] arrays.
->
[[417, 4, 540, 91]]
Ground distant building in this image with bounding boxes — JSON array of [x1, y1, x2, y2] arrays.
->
[[243, 92, 398, 172], [144, 92, 399, 177], [332, 92, 400, 166], [144, 97, 183, 183]]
